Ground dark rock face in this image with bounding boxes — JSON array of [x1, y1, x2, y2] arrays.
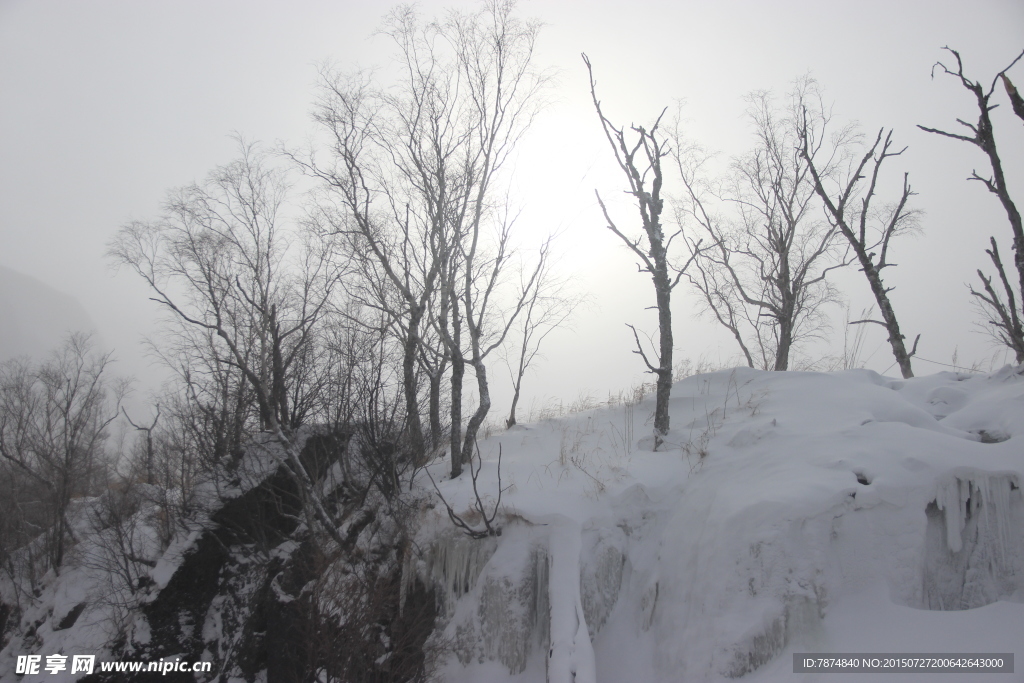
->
[[55, 602, 88, 631], [83, 430, 437, 683], [87, 434, 346, 682], [0, 601, 11, 650]]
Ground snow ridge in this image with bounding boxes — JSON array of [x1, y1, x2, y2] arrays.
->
[[430, 366, 1024, 682], [546, 517, 596, 683]]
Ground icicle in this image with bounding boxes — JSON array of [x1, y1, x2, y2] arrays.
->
[[957, 477, 971, 551], [429, 532, 496, 616], [399, 542, 415, 616], [533, 544, 550, 650], [976, 474, 1016, 572], [990, 476, 1012, 569], [935, 476, 968, 553], [936, 473, 1018, 560]]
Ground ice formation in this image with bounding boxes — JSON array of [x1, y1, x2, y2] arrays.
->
[[925, 471, 1023, 610], [427, 367, 1024, 682], [424, 524, 548, 674], [422, 517, 622, 679], [579, 527, 625, 637], [7, 367, 1023, 683], [427, 530, 498, 617]]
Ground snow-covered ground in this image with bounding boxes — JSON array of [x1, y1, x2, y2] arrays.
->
[[421, 366, 1024, 682], [3, 366, 1022, 682]]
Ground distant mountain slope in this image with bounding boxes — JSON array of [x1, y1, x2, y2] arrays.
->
[[0, 264, 97, 361]]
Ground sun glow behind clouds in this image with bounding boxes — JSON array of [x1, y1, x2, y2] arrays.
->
[[0, 0, 1022, 416]]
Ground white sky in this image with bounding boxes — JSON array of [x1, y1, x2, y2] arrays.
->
[[1, 0, 1023, 422]]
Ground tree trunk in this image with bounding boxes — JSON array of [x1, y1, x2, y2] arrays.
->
[[461, 360, 491, 463], [774, 265, 795, 371], [428, 371, 443, 450], [976, 109, 1024, 315], [859, 252, 914, 378], [506, 377, 522, 429], [774, 311, 793, 371], [449, 299, 464, 478], [653, 261, 673, 441], [403, 308, 426, 460]]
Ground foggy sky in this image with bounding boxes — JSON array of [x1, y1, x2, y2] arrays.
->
[[2, 0, 1023, 422]]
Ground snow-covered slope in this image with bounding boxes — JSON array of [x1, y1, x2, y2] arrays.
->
[[419, 366, 1024, 682], [2, 367, 1022, 682]]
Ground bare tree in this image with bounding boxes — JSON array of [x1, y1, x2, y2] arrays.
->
[[147, 322, 261, 477], [676, 82, 845, 370], [109, 140, 348, 544], [503, 250, 579, 428], [441, 2, 549, 476], [122, 404, 160, 484], [453, 217, 548, 470], [81, 481, 155, 640], [0, 334, 123, 573], [584, 53, 700, 447], [798, 107, 921, 378], [918, 47, 1024, 362], [301, 61, 449, 465], [302, 1, 547, 477]]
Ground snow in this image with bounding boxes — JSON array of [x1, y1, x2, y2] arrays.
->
[[546, 517, 596, 683], [151, 528, 202, 590], [423, 366, 1024, 682], [3, 365, 1022, 682], [425, 524, 546, 674], [429, 530, 499, 618]]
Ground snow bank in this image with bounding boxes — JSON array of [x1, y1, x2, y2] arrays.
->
[[4, 367, 1021, 682], [427, 366, 1024, 682]]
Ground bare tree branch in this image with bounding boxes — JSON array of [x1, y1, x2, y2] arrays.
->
[[585, 52, 687, 445]]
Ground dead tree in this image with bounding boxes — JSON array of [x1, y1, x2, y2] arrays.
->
[[503, 251, 579, 428], [918, 47, 1024, 362], [122, 405, 160, 484], [970, 237, 1024, 360], [799, 121, 920, 378], [584, 53, 700, 447], [676, 82, 844, 370], [442, 3, 548, 475], [109, 141, 348, 545], [303, 2, 547, 477], [0, 334, 124, 573]]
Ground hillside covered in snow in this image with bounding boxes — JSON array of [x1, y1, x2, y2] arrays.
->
[[2, 366, 1022, 682], [424, 366, 1024, 682]]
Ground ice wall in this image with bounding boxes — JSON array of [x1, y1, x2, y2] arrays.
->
[[427, 530, 497, 617], [422, 518, 626, 679], [579, 526, 626, 637], [427, 367, 1024, 681], [427, 524, 548, 674], [924, 471, 1024, 610]]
